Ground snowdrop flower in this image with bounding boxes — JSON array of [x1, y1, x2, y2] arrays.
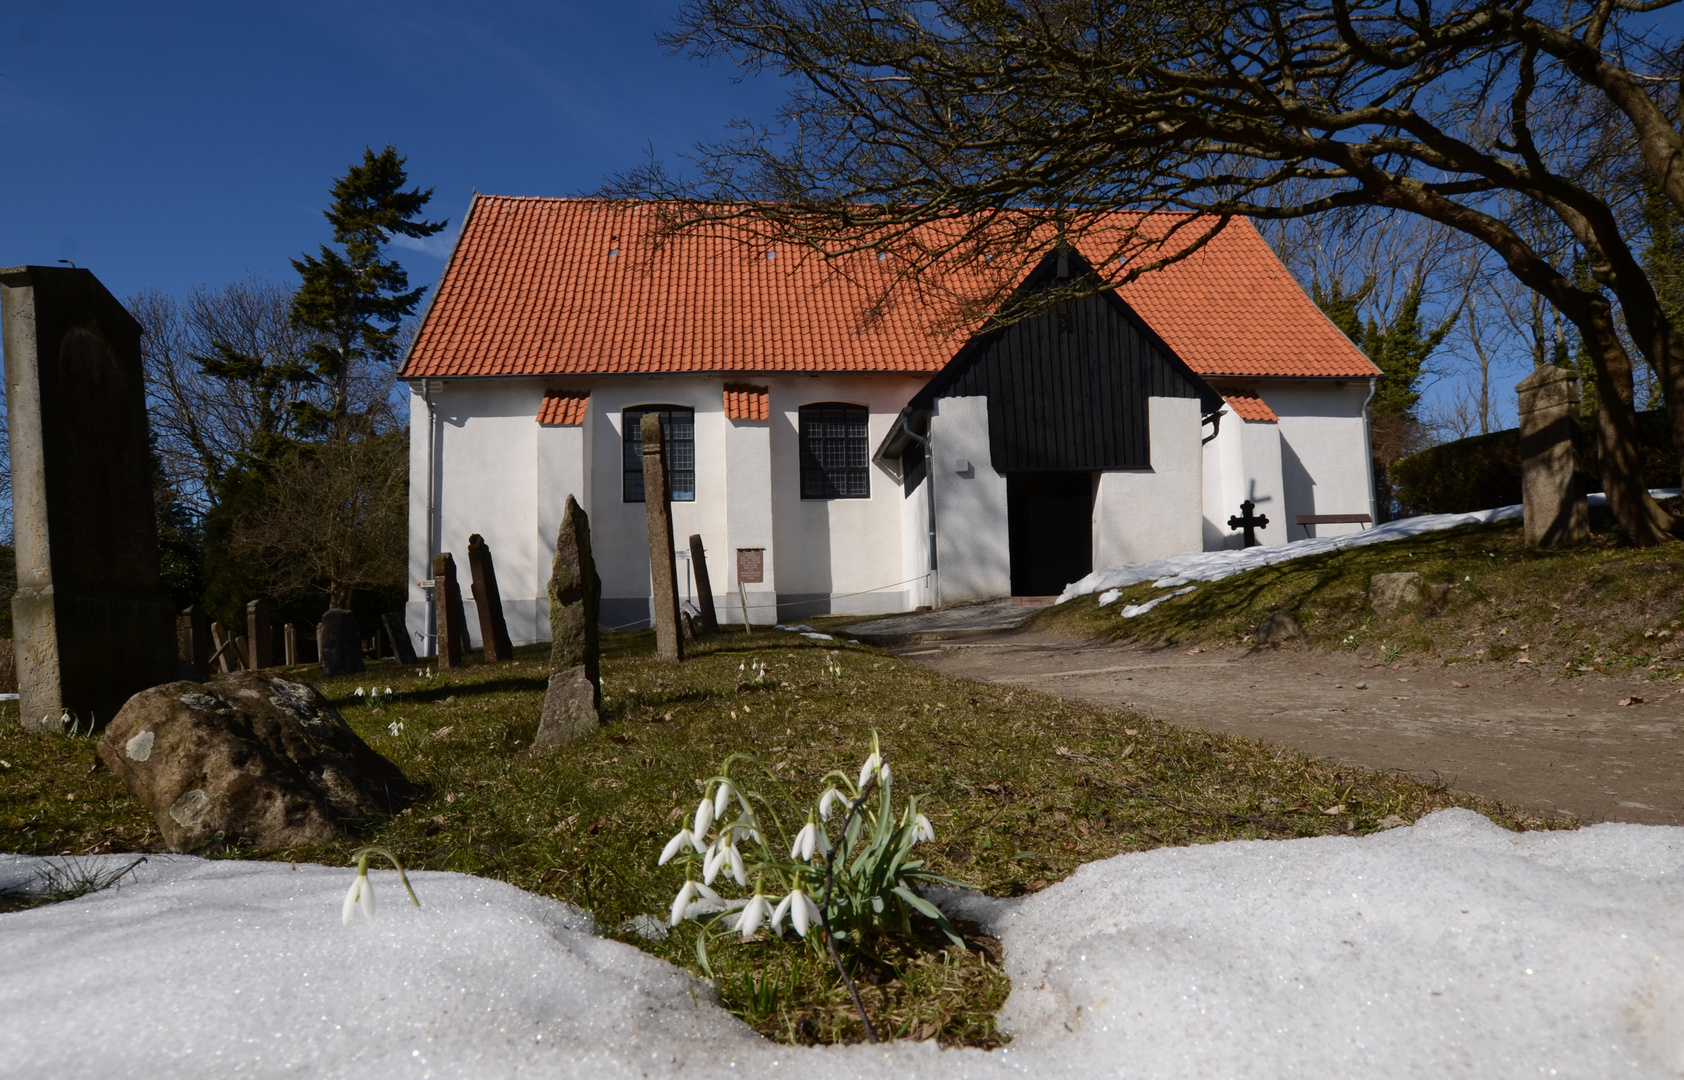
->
[[818, 787, 846, 821], [703, 842, 728, 885], [712, 780, 734, 818], [912, 813, 935, 844], [858, 750, 882, 790], [725, 842, 746, 886], [736, 891, 770, 940], [342, 864, 374, 923], [384, 687, 394, 697], [354, 686, 365, 698], [771, 889, 823, 937], [387, 721, 404, 737], [693, 797, 715, 839], [790, 819, 829, 862], [879, 762, 892, 788], [659, 828, 698, 865]]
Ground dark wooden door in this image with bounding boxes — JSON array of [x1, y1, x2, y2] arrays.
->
[[1007, 472, 1094, 596]]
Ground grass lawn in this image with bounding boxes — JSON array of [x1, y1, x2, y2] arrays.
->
[[1034, 514, 1684, 678], [0, 628, 1557, 1046]]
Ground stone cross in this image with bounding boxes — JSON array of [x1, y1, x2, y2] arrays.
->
[[2, 266, 178, 729], [688, 533, 720, 635], [177, 604, 210, 681], [381, 611, 419, 666], [534, 494, 602, 750], [641, 413, 684, 662], [1227, 500, 1270, 548], [1517, 365, 1590, 548], [318, 608, 364, 676], [466, 533, 515, 662], [247, 599, 274, 670], [432, 552, 469, 669]]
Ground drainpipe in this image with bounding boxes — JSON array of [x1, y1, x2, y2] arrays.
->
[[1359, 376, 1379, 525], [898, 407, 938, 609], [422, 378, 440, 658]]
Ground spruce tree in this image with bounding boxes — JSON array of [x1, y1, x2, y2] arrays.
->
[[291, 146, 446, 427]]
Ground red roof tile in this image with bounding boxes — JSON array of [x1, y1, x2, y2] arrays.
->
[[404, 197, 1377, 381], [723, 383, 769, 421], [536, 389, 588, 426], [1221, 389, 1279, 423]]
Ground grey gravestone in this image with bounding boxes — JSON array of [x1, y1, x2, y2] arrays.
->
[[284, 623, 298, 666], [641, 413, 684, 662], [467, 533, 515, 662], [1517, 365, 1589, 548], [1369, 572, 1423, 616], [688, 534, 720, 634], [247, 599, 274, 669], [381, 612, 419, 666], [1, 266, 177, 730], [534, 495, 601, 750], [432, 552, 468, 668], [210, 621, 234, 674], [177, 604, 210, 681], [318, 608, 364, 676]]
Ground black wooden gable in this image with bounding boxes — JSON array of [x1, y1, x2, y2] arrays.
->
[[909, 248, 1221, 473]]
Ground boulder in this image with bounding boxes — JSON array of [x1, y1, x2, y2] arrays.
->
[[97, 671, 413, 852], [1253, 611, 1302, 645], [1368, 572, 1424, 616]]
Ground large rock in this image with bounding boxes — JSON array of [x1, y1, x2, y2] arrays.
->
[[97, 671, 414, 852], [535, 495, 601, 750], [1369, 572, 1424, 616]]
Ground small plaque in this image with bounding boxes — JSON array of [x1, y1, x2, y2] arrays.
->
[[736, 548, 764, 584]]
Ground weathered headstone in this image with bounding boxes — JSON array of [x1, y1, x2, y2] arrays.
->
[[1369, 572, 1423, 616], [534, 495, 601, 750], [688, 534, 720, 635], [466, 533, 515, 662], [209, 621, 235, 675], [318, 608, 364, 676], [381, 612, 419, 666], [1, 266, 177, 729], [1517, 365, 1590, 548], [98, 671, 414, 852], [284, 623, 298, 667], [433, 553, 467, 669], [642, 413, 684, 662], [177, 604, 210, 681], [247, 599, 274, 670], [233, 634, 252, 672]]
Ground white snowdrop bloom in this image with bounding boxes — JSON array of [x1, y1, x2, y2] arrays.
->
[[342, 868, 374, 924], [713, 781, 733, 818], [387, 721, 403, 737], [703, 843, 728, 885], [726, 843, 747, 886], [791, 820, 829, 861], [354, 687, 365, 698], [736, 893, 769, 940], [818, 787, 846, 821], [912, 813, 935, 843], [384, 687, 394, 696], [879, 762, 892, 788], [790, 890, 821, 937], [341, 876, 362, 924], [659, 828, 696, 866], [857, 751, 881, 790], [693, 797, 715, 839], [669, 881, 697, 926], [770, 892, 792, 935]]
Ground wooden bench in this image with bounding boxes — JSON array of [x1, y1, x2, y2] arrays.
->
[[1293, 513, 1372, 537]]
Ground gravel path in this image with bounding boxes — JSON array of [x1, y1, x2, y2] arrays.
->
[[895, 630, 1684, 825]]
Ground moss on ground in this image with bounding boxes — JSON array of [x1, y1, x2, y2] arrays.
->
[[0, 630, 1557, 1045]]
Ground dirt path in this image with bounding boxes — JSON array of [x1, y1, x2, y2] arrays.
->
[[896, 630, 1684, 825]]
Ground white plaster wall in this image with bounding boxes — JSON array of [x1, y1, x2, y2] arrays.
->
[[533, 417, 589, 642], [1094, 397, 1205, 568], [725, 417, 775, 625], [1201, 407, 1287, 550], [406, 387, 436, 655], [1265, 379, 1377, 540], [930, 395, 1010, 605], [900, 468, 933, 611]]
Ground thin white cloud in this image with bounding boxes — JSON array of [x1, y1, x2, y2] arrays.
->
[[390, 224, 459, 260]]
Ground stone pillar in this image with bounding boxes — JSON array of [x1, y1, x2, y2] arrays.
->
[[1, 266, 178, 729], [381, 612, 418, 665], [466, 533, 514, 663], [284, 623, 298, 667], [433, 553, 466, 669], [1517, 365, 1589, 548], [319, 608, 364, 676], [177, 604, 210, 681], [246, 599, 274, 670], [688, 534, 720, 634], [534, 495, 602, 750], [641, 413, 684, 662]]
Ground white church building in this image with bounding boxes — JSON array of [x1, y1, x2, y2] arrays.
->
[[400, 196, 1378, 647]]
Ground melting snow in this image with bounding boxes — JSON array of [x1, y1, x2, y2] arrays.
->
[[3, 809, 1683, 1077]]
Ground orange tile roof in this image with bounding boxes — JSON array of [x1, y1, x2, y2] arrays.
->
[[404, 197, 1377, 381], [723, 383, 769, 421], [536, 389, 588, 426], [1221, 389, 1279, 423]]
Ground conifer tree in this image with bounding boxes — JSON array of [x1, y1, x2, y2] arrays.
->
[[291, 146, 446, 427]]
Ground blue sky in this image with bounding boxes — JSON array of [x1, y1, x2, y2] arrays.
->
[[1, 1, 784, 301]]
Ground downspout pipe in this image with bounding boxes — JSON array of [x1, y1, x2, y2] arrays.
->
[[897, 406, 939, 609], [1359, 376, 1380, 524], [422, 377, 439, 658]]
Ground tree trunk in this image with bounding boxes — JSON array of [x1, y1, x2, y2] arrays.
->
[[1580, 304, 1677, 545]]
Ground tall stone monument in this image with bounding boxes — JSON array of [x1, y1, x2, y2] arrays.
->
[[1517, 365, 1589, 548], [1, 266, 177, 729], [534, 495, 601, 750], [688, 533, 720, 635], [466, 533, 515, 663], [432, 552, 467, 669], [641, 414, 684, 662], [177, 604, 210, 681], [247, 599, 275, 670]]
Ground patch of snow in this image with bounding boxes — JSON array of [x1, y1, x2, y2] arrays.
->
[[801, 632, 834, 641], [1063, 489, 1682, 603], [1096, 589, 1122, 607], [1120, 585, 1195, 619], [5, 808, 1684, 1077]]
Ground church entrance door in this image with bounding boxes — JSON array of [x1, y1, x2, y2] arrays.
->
[[1007, 472, 1094, 597]]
